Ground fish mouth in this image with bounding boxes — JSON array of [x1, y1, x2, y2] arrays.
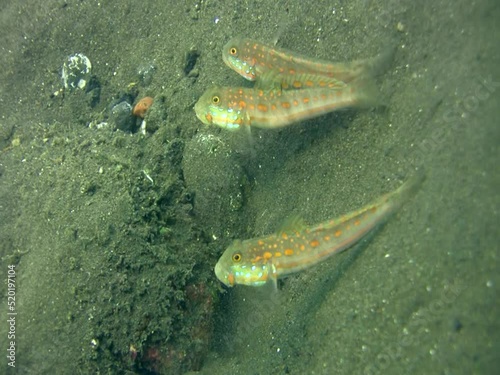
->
[[221, 50, 231, 68], [214, 261, 232, 287], [194, 101, 209, 125]]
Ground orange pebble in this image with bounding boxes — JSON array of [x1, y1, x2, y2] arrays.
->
[[132, 96, 154, 118]]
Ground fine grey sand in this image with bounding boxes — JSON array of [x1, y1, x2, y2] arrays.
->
[[0, 1, 498, 374]]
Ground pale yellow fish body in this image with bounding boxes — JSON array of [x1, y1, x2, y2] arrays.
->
[[222, 37, 379, 84], [194, 79, 377, 130], [215, 171, 424, 287]]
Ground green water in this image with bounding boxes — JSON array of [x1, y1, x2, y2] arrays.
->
[[0, 0, 498, 374]]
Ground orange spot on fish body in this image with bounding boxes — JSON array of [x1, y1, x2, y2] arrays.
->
[[281, 102, 291, 109], [334, 230, 342, 237], [257, 104, 268, 112], [263, 251, 273, 259], [284, 249, 294, 256], [275, 252, 282, 257], [310, 240, 320, 247]]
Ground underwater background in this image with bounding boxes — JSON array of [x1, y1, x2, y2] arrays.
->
[[0, 0, 498, 374]]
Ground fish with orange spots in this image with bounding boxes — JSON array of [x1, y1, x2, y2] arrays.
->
[[195, 79, 378, 130], [214, 171, 425, 287], [222, 37, 394, 86]]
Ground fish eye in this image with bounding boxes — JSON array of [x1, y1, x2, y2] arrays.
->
[[211, 95, 220, 104], [229, 47, 237, 56], [232, 253, 242, 262]]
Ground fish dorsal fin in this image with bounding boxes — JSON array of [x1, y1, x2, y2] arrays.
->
[[277, 215, 306, 236]]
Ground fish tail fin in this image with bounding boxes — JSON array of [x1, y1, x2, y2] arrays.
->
[[342, 45, 396, 83], [390, 168, 426, 210], [348, 76, 384, 108], [362, 45, 397, 78], [344, 46, 396, 108], [365, 168, 425, 223]]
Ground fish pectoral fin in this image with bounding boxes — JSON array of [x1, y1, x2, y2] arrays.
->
[[277, 215, 307, 236], [269, 262, 278, 291], [255, 71, 284, 92]]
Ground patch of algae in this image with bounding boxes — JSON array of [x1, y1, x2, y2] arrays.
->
[[0, 113, 232, 373]]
